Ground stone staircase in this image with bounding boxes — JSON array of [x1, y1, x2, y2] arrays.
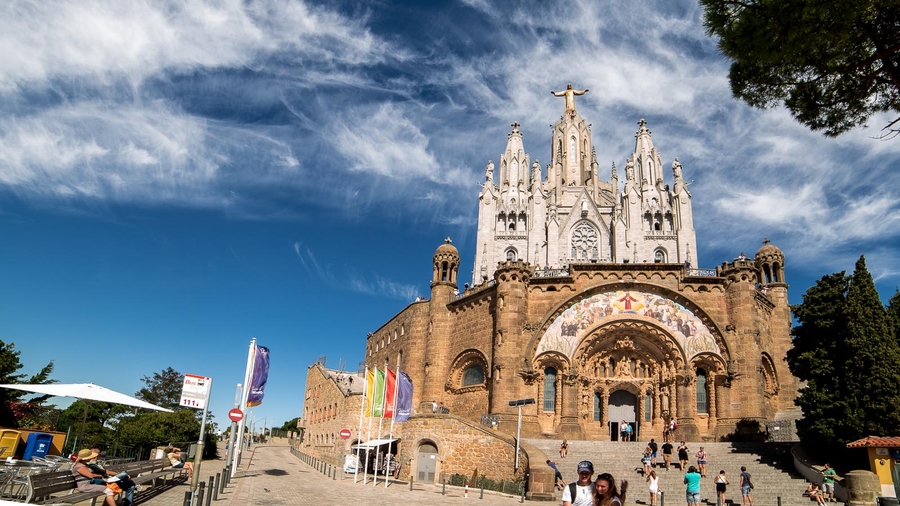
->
[[525, 439, 816, 506]]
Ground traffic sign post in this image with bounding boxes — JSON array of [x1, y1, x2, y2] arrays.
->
[[228, 408, 244, 423], [339, 429, 351, 439], [180, 374, 213, 506]]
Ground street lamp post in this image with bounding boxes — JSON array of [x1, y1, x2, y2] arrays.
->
[[508, 398, 535, 471]]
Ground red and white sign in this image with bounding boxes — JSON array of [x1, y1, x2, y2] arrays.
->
[[179, 374, 212, 410], [228, 408, 244, 422], [339, 428, 351, 439]]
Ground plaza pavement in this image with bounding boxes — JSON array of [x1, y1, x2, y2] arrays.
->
[[141, 438, 530, 506]]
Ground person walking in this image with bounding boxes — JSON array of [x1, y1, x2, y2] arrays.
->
[[562, 460, 595, 506], [595, 472, 629, 506], [715, 469, 730, 505], [821, 463, 836, 502], [661, 440, 674, 471], [641, 445, 653, 475], [560, 439, 569, 458], [649, 438, 659, 468], [646, 470, 660, 506], [696, 446, 708, 477], [677, 441, 689, 471], [739, 466, 753, 506], [684, 465, 702, 506], [547, 459, 566, 490]]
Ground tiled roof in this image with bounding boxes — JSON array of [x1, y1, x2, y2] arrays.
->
[[846, 436, 900, 448]]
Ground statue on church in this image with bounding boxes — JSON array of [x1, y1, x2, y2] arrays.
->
[[672, 158, 683, 179], [625, 157, 635, 180], [551, 83, 589, 115], [486, 160, 494, 181]]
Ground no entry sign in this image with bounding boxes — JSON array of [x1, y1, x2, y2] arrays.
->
[[228, 408, 244, 422], [339, 428, 351, 439]]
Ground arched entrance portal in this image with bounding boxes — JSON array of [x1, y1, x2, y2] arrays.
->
[[608, 390, 636, 441], [416, 442, 438, 483], [533, 289, 731, 440]]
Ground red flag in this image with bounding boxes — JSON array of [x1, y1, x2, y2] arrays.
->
[[384, 368, 397, 418]]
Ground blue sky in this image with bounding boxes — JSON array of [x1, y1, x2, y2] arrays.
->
[[2, 0, 899, 432]]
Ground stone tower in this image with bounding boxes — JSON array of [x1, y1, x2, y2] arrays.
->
[[472, 87, 699, 286]]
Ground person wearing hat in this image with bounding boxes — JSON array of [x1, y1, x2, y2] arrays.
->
[[87, 448, 137, 506], [71, 449, 117, 506], [562, 460, 595, 506]]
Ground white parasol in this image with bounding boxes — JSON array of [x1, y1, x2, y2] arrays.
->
[[0, 383, 173, 412], [0, 382, 173, 451]]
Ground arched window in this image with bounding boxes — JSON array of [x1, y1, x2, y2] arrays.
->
[[543, 367, 557, 411], [462, 364, 485, 386], [569, 136, 576, 164], [593, 392, 601, 421], [506, 249, 517, 261], [655, 250, 666, 263], [645, 393, 653, 422], [696, 369, 708, 413]]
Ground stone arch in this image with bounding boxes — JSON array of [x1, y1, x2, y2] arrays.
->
[[760, 352, 779, 398], [525, 283, 731, 365], [446, 349, 489, 393]]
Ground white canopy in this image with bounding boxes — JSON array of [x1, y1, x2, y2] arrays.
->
[[0, 383, 173, 412], [351, 438, 398, 449]]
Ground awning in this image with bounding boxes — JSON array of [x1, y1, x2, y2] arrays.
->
[[351, 438, 399, 449]]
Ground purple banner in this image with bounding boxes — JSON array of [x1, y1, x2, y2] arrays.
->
[[395, 371, 413, 422], [246, 345, 269, 407]]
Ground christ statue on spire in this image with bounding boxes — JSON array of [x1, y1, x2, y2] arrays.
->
[[551, 83, 589, 115]]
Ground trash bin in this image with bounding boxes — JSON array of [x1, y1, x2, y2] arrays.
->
[[878, 497, 899, 506], [0, 429, 21, 458], [23, 432, 54, 460]]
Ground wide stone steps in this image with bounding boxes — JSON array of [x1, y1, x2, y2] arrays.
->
[[526, 439, 815, 506]]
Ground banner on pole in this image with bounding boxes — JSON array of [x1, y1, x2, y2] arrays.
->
[[395, 372, 413, 422], [372, 368, 386, 417], [384, 368, 397, 418], [364, 368, 375, 417], [246, 345, 269, 407]]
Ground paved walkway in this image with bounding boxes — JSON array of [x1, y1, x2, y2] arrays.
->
[[142, 439, 528, 506]]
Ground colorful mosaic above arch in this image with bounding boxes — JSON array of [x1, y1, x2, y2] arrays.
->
[[535, 290, 720, 360]]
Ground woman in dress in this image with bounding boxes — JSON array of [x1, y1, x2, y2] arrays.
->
[[641, 445, 653, 475], [715, 469, 731, 505], [594, 472, 629, 506], [677, 441, 689, 471], [645, 470, 660, 506]]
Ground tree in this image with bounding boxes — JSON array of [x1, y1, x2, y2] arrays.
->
[[136, 367, 184, 411], [787, 272, 849, 445], [116, 409, 201, 449], [0, 340, 56, 427], [279, 417, 300, 432], [888, 289, 900, 344], [788, 256, 900, 449], [700, 0, 900, 138]]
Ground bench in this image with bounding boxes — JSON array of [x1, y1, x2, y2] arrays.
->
[[25, 459, 183, 504]]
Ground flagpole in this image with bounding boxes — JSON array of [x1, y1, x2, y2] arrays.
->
[[374, 359, 388, 487], [232, 337, 256, 475], [363, 367, 375, 485], [385, 354, 402, 488], [354, 366, 367, 484]]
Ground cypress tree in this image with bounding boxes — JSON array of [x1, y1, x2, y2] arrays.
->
[[841, 256, 900, 441], [788, 272, 848, 444]]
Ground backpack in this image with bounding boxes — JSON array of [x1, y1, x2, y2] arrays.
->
[[673, 421, 678, 431], [569, 483, 579, 504]]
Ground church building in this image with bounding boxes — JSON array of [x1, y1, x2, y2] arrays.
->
[[300, 86, 799, 486]]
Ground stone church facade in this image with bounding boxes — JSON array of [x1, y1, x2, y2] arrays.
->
[[299, 89, 800, 488], [363, 91, 798, 443]]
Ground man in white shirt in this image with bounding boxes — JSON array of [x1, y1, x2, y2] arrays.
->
[[562, 460, 595, 506]]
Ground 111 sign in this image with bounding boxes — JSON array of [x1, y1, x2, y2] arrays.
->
[[180, 374, 212, 410]]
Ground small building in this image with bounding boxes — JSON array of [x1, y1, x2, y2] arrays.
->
[[846, 436, 900, 498]]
